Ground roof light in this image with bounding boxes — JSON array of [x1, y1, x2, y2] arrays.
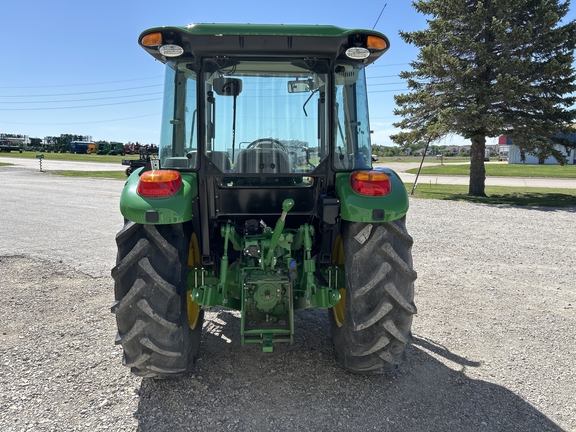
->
[[350, 171, 392, 196], [141, 32, 163, 47], [137, 170, 182, 197], [367, 35, 387, 50]]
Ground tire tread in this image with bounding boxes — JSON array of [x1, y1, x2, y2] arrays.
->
[[111, 221, 203, 379], [329, 218, 417, 374]]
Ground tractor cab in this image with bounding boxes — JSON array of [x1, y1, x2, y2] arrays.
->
[[135, 24, 391, 260]]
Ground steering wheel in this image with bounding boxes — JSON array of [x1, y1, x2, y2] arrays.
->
[[246, 138, 287, 152]]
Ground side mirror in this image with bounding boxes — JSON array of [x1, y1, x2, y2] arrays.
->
[[213, 77, 242, 96]]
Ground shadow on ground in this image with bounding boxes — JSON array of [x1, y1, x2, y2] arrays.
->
[[450, 192, 576, 210], [134, 309, 561, 432]]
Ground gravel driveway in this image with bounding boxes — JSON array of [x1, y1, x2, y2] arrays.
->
[[0, 167, 575, 431]]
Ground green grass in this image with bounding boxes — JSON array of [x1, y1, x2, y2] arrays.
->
[[405, 183, 576, 207], [0, 162, 12, 167], [51, 170, 127, 180], [0, 150, 140, 164], [406, 163, 576, 178], [376, 156, 470, 164]]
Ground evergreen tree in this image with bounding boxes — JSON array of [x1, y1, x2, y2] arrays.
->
[[392, 0, 576, 195]]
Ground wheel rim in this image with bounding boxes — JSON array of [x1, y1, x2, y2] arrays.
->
[[333, 288, 346, 328], [187, 232, 201, 330], [332, 235, 346, 327], [187, 294, 201, 329]]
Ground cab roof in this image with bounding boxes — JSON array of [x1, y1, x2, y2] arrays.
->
[[139, 23, 390, 66]]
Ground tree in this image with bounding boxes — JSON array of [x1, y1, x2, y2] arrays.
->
[[392, 0, 576, 196]]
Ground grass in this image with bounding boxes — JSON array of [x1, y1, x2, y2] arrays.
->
[[376, 156, 470, 164], [51, 170, 127, 180], [405, 163, 576, 178], [0, 162, 12, 167], [405, 183, 576, 207], [0, 150, 140, 164]]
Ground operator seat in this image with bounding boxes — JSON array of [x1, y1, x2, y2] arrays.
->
[[235, 148, 290, 174]]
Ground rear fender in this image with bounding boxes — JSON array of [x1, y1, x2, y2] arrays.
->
[[119, 168, 197, 224], [335, 168, 408, 223]]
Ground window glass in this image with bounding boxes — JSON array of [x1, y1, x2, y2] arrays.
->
[[203, 60, 328, 174], [158, 62, 198, 170], [333, 63, 372, 170]]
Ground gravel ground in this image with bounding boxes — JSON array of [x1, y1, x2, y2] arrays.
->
[[1, 169, 575, 431]]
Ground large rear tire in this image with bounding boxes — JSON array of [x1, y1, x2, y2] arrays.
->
[[111, 221, 203, 378], [329, 218, 417, 374]]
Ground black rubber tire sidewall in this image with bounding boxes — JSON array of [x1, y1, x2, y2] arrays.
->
[[329, 218, 417, 374], [111, 221, 203, 378]]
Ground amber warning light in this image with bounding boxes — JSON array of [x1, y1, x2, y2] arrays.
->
[[141, 32, 162, 47], [366, 36, 387, 50]]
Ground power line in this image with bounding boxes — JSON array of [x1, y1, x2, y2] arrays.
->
[[368, 89, 407, 93], [0, 113, 162, 126], [368, 82, 406, 86], [0, 76, 164, 90], [0, 84, 162, 98], [0, 92, 163, 105], [0, 98, 163, 111], [369, 63, 411, 68]]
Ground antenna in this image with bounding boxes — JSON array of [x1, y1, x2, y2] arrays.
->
[[372, 3, 387, 30]]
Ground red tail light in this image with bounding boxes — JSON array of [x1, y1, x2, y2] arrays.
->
[[137, 170, 182, 197], [350, 171, 392, 196]]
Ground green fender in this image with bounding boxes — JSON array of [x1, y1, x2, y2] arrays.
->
[[119, 168, 198, 224], [335, 168, 409, 223]]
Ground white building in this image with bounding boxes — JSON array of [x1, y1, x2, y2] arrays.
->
[[508, 144, 575, 165]]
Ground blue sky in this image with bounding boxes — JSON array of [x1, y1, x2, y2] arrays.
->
[[0, 1, 574, 147]]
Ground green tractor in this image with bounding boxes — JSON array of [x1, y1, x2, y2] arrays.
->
[[112, 23, 417, 378]]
